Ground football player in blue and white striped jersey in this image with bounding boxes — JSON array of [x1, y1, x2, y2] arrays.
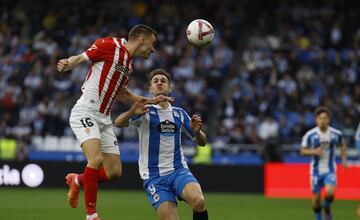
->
[[301, 106, 347, 220], [115, 68, 208, 220]]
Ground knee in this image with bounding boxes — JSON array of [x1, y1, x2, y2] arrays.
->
[[107, 167, 122, 180], [191, 196, 206, 212], [313, 197, 321, 207], [325, 194, 334, 202], [87, 154, 104, 168]]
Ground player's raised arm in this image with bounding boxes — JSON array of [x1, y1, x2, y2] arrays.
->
[[116, 87, 174, 104], [190, 115, 207, 146], [116, 87, 144, 104], [58, 37, 115, 72], [57, 54, 86, 72], [114, 98, 149, 127]]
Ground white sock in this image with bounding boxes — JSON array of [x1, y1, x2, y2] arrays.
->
[[74, 174, 81, 187], [86, 213, 98, 219]]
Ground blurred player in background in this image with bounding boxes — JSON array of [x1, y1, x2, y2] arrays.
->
[[355, 122, 360, 160], [300, 106, 347, 220], [57, 25, 173, 220], [115, 69, 209, 220]]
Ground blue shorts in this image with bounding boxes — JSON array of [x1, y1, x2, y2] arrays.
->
[[311, 173, 336, 193], [143, 168, 199, 209]]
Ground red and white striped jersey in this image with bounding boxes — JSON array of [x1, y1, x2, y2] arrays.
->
[[76, 37, 133, 115]]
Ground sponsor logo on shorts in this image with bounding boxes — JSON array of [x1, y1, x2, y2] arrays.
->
[[153, 193, 160, 202], [148, 184, 156, 195], [85, 127, 90, 134], [114, 140, 118, 146]]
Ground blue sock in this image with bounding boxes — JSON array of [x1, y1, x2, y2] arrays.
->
[[323, 198, 331, 209], [323, 196, 333, 216], [315, 212, 322, 220], [313, 206, 322, 220]]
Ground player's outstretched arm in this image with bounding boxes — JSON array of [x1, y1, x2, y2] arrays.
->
[[116, 87, 144, 104], [190, 115, 207, 146], [116, 87, 174, 104], [57, 54, 86, 72], [114, 99, 149, 127], [300, 147, 322, 156]]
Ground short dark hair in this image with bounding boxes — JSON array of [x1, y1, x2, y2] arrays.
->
[[315, 106, 330, 117], [148, 69, 171, 84], [128, 24, 157, 40]]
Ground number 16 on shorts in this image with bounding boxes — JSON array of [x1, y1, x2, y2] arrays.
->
[[80, 118, 94, 135], [69, 113, 101, 143], [80, 117, 94, 128]]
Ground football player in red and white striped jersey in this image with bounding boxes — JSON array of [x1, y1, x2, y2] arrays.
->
[[57, 24, 173, 220]]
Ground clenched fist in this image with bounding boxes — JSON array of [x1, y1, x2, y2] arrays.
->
[[57, 59, 70, 72]]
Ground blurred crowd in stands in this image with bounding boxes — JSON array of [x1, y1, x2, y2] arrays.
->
[[0, 0, 360, 158]]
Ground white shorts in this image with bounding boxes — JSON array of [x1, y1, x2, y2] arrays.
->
[[69, 105, 120, 155]]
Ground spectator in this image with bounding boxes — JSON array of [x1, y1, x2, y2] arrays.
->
[[258, 116, 279, 141], [0, 0, 359, 150]]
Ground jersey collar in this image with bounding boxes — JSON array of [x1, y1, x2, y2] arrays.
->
[[152, 103, 172, 110], [120, 38, 132, 60], [316, 126, 329, 134]]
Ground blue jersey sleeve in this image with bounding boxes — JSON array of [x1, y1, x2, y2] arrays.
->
[[180, 109, 195, 140], [301, 133, 312, 148], [129, 115, 143, 127], [301, 131, 318, 148]]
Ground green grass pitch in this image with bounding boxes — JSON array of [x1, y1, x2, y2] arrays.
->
[[0, 188, 358, 220]]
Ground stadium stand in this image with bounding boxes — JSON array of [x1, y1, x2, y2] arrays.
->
[[0, 0, 359, 163]]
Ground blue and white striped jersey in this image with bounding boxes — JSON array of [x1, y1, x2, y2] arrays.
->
[[301, 126, 344, 176], [129, 104, 195, 180]]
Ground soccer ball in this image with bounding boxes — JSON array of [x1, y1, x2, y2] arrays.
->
[[186, 19, 215, 46]]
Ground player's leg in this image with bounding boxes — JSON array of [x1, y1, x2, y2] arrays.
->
[[74, 129, 122, 185], [68, 112, 102, 219], [68, 155, 120, 190], [71, 123, 121, 183], [181, 182, 208, 220], [311, 175, 324, 220], [312, 193, 322, 220], [101, 153, 122, 179], [156, 201, 179, 220], [98, 124, 122, 180], [323, 185, 335, 220], [82, 138, 103, 219], [144, 177, 178, 220], [174, 169, 208, 220], [323, 173, 336, 220], [69, 165, 109, 188]]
